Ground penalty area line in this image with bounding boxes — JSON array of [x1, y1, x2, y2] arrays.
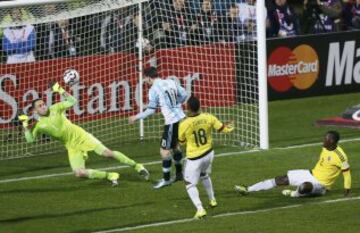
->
[[1, 137, 360, 184], [92, 196, 360, 233]]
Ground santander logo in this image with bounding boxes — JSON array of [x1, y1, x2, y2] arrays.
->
[[267, 44, 319, 92]]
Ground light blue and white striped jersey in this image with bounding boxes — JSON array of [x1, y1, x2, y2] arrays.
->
[[148, 78, 187, 125]]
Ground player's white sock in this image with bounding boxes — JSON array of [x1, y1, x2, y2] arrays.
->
[[248, 178, 276, 192], [201, 176, 215, 201], [186, 184, 204, 211]]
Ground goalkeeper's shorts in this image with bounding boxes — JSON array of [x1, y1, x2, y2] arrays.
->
[[66, 133, 107, 171]]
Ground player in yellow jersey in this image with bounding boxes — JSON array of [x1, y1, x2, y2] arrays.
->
[[234, 131, 351, 197], [178, 96, 234, 219], [18, 81, 149, 186]]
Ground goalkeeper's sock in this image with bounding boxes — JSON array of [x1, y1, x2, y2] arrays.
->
[[201, 176, 215, 201], [248, 178, 276, 192], [173, 150, 183, 175], [87, 169, 108, 179], [162, 157, 172, 181], [113, 151, 136, 167], [186, 183, 204, 211]]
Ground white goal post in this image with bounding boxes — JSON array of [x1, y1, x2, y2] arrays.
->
[[0, 0, 268, 160]]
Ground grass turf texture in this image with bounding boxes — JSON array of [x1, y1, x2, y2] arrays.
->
[[1, 92, 360, 233]]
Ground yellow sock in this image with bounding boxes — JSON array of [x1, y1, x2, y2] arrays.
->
[[113, 151, 136, 167], [87, 169, 107, 179]]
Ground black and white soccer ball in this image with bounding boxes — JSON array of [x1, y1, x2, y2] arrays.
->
[[63, 69, 80, 86]]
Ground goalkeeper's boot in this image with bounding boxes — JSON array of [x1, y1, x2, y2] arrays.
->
[[234, 185, 249, 195], [135, 164, 150, 181], [194, 209, 207, 220], [209, 199, 218, 208], [153, 178, 172, 189], [107, 172, 120, 187]]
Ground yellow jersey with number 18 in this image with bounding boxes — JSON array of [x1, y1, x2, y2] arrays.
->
[[178, 113, 233, 159]]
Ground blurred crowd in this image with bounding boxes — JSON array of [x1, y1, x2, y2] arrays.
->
[[1, 0, 360, 64]]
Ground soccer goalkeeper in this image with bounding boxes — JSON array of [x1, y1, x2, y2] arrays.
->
[[19, 82, 149, 186]]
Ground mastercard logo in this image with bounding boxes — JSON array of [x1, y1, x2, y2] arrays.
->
[[267, 45, 319, 92]]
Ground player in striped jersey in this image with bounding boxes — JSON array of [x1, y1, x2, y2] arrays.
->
[[235, 131, 352, 197], [179, 96, 234, 219], [129, 67, 188, 189]]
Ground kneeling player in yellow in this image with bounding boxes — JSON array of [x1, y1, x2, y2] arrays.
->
[[19, 82, 149, 186], [178, 96, 234, 219], [234, 131, 351, 197]]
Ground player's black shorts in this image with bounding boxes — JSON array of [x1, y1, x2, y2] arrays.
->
[[161, 122, 180, 150]]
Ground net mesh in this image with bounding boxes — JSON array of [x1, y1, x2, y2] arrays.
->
[[0, 0, 260, 159]]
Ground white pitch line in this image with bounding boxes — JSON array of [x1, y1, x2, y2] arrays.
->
[[92, 196, 360, 233], [1, 136, 360, 184]]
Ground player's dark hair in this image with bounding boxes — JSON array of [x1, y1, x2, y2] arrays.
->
[[187, 95, 200, 113], [143, 67, 158, 79], [31, 98, 42, 110], [327, 130, 340, 144]]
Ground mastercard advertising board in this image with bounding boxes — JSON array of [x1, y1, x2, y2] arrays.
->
[[267, 31, 360, 100]]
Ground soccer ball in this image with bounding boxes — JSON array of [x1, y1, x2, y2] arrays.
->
[[63, 69, 80, 85]]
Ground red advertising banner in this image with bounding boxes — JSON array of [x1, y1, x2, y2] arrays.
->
[[0, 43, 235, 128]]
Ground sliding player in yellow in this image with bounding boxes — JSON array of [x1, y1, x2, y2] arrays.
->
[[178, 96, 234, 219], [235, 131, 351, 197], [19, 82, 149, 186]]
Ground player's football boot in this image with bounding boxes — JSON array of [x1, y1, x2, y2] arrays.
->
[[282, 189, 298, 197], [234, 185, 249, 195], [194, 209, 207, 219], [209, 199, 218, 208], [135, 164, 150, 181], [153, 178, 172, 189], [107, 172, 120, 186], [282, 189, 292, 196]]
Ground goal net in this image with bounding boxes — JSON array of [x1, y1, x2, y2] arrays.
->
[[0, 0, 268, 160]]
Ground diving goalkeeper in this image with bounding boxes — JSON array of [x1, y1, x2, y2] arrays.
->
[[19, 82, 149, 186]]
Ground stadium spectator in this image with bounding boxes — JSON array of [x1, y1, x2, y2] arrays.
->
[[119, 12, 152, 53], [343, 0, 360, 30], [2, 9, 36, 64], [150, 0, 195, 48], [75, 15, 103, 57], [238, 0, 258, 40], [51, 19, 80, 58], [302, 0, 342, 34], [267, 0, 300, 37], [190, 0, 220, 44], [35, 5, 57, 60], [212, 0, 244, 16], [220, 3, 246, 42], [100, 8, 133, 53]]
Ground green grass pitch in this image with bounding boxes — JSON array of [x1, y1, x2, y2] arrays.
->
[[1, 92, 360, 233]]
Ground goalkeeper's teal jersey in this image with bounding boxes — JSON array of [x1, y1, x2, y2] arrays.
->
[[25, 95, 89, 147]]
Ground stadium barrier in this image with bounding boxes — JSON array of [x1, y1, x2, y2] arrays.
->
[[0, 43, 235, 127], [267, 30, 360, 100]]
